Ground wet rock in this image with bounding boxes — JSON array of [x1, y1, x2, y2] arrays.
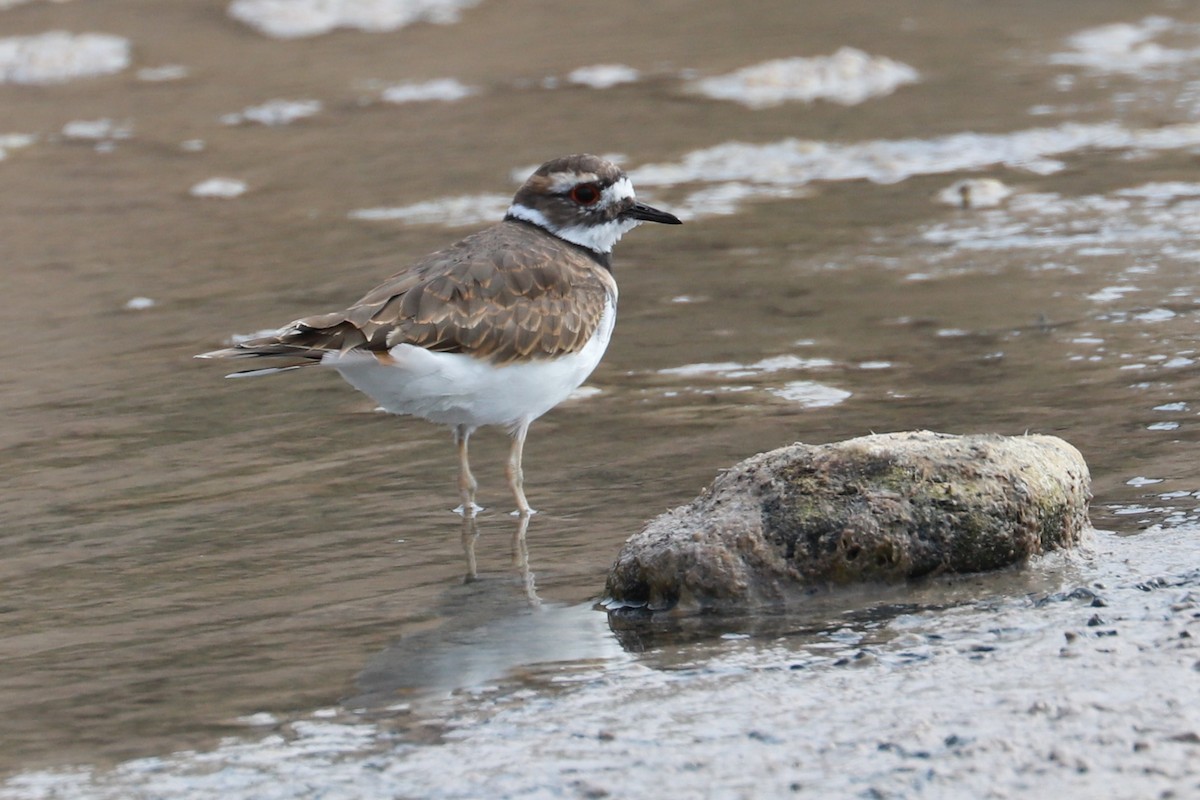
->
[[605, 431, 1091, 610], [935, 177, 1013, 209]]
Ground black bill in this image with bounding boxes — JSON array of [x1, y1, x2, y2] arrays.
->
[[624, 201, 683, 225]]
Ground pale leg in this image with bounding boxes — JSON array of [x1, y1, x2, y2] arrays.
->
[[454, 424, 479, 517], [506, 420, 535, 516]]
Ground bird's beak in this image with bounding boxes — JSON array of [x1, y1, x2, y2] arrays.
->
[[624, 201, 683, 225]]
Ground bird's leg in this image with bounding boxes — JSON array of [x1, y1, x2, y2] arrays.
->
[[454, 424, 479, 517], [506, 421, 535, 516]]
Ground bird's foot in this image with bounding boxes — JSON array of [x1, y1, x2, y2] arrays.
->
[[510, 507, 538, 517], [453, 502, 485, 517]]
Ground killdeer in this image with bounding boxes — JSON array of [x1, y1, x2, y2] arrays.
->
[[198, 154, 681, 516]]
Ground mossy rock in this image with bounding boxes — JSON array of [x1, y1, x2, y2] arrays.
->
[[604, 431, 1091, 611]]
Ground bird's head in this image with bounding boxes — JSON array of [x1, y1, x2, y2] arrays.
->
[[506, 154, 681, 254]]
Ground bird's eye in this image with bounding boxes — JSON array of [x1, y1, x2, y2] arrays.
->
[[569, 183, 601, 205]]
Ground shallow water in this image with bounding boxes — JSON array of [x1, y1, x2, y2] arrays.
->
[[3, 0, 1200, 796]]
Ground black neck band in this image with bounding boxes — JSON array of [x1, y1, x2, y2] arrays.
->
[[503, 214, 613, 272]]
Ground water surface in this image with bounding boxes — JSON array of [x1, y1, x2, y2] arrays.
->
[[3, 0, 1200, 795]]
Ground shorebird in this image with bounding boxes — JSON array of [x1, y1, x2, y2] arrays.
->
[[197, 154, 681, 516]]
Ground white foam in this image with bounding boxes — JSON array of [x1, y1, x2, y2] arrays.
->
[[0, 133, 35, 161], [1088, 286, 1139, 302], [922, 182, 1200, 264], [673, 182, 809, 220], [1115, 182, 1200, 204], [1134, 308, 1176, 323], [1127, 476, 1164, 486], [62, 118, 131, 140], [567, 64, 640, 89], [0, 31, 129, 84], [237, 712, 280, 727], [689, 48, 918, 108], [659, 356, 832, 378], [189, 178, 248, 199], [229, 0, 480, 39], [380, 78, 476, 104], [368, 121, 1200, 227], [123, 297, 155, 311], [349, 193, 510, 227], [221, 99, 322, 126], [749, 355, 834, 372], [1050, 16, 1200, 75], [631, 122, 1200, 189], [657, 362, 746, 377], [136, 64, 189, 82], [767, 381, 852, 408]]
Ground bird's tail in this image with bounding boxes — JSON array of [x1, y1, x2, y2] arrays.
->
[[195, 332, 329, 378], [197, 314, 375, 377]]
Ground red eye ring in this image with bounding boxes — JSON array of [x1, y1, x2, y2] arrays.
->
[[569, 183, 601, 205]]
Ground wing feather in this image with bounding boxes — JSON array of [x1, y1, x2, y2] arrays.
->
[[202, 221, 614, 368]]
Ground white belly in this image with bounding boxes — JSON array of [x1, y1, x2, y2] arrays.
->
[[326, 299, 616, 431]]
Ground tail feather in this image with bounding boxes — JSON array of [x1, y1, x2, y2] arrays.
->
[[195, 337, 328, 378], [224, 364, 309, 378], [195, 343, 323, 360], [197, 316, 374, 377]]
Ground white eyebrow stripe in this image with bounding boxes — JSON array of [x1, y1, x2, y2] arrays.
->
[[547, 171, 600, 193]]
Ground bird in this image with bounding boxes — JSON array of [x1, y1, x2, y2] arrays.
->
[[197, 154, 682, 517]]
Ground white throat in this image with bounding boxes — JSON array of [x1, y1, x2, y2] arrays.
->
[[506, 204, 639, 254], [506, 177, 641, 254]]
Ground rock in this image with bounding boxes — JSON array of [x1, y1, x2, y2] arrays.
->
[[605, 431, 1091, 611], [935, 178, 1013, 209]]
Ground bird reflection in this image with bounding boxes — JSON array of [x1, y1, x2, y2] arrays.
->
[[350, 514, 618, 708], [459, 511, 540, 607], [460, 512, 479, 580]]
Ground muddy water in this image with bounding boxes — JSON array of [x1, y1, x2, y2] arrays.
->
[[3, 0, 1200, 794]]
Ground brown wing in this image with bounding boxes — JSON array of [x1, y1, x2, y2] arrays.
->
[[199, 221, 615, 368]]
